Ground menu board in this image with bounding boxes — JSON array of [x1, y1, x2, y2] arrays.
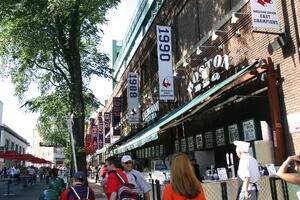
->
[[156, 145, 159, 157], [188, 136, 194, 151], [205, 131, 214, 148], [243, 119, 256, 141], [160, 144, 164, 156], [196, 134, 203, 149], [181, 138, 187, 152], [174, 140, 179, 153], [215, 128, 225, 146], [228, 124, 239, 143], [152, 146, 156, 157]]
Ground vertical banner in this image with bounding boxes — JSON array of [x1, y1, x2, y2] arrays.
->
[[92, 125, 98, 150], [156, 25, 174, 100], [113, 97, 122, 136], [250, 0, 280, 30], [127, 73, 139, 123], [98, 121, 104, 149], [104, 112, 111, 135]]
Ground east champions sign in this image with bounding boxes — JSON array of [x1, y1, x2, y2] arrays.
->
[[187, 54, 231, 94]]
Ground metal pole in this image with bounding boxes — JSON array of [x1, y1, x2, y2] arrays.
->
[[66, 114, 78, 173]]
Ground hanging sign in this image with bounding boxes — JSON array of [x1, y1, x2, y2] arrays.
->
[[92, 125, 98, 149], [98, 121, 104, 149], [205, 131, 214, 148], [181, 138, 187, 152], [215, 128, 225, 146], [142, 101, 159, 122], [174, 140, 179, 153], [196, 134, 203, 149], [228, 124, 239, 143], [243, 119, 257, 141], [127, 73, 139, 123], [112, 97, 121, 126], [156, 25, 174, 100], [104, 112, 111, 135], [188, 136, 194, 151], [250, 0, 280, 30]]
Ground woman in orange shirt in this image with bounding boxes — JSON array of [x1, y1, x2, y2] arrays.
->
[[162, 153, 206, 200]]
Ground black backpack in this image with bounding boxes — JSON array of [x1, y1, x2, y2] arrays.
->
[[109, 170, 141, 200]]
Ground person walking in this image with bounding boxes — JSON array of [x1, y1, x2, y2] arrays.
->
[[105, 156, 128, 200], [234, 141, 260, 200], [277, 154, 300, 199], [60, 171, 95, 200], [162, 153, 206, 200], [121, 155, 151, 200]]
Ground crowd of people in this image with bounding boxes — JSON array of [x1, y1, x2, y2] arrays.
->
[[0, 165, 62, 184]]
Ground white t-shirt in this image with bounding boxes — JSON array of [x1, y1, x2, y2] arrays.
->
[[124, 169, 151, 195], [237, 154, 260, 190]]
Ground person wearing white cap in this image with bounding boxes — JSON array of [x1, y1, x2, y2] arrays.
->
[[234, 141, 260, 200], [121, 155, 151, 200]]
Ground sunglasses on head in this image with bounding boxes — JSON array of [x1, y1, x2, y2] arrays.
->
[[124, 161, 133, 164]]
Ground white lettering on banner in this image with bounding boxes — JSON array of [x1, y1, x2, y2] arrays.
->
[[187, 54, 230, 94], [142, 101, 159, 121], [156, 25, 174, 100], [250, 0, 280, 30], [127, 73, 139, 123]]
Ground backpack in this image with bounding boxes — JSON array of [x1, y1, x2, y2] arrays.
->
[[109, 170, 141, 200], [70, 186, 91, 200]]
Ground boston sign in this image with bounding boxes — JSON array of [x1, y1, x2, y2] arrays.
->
[[188, 54, 230, 94]]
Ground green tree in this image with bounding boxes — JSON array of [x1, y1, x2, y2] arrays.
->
[[0, 0, 119, 172]]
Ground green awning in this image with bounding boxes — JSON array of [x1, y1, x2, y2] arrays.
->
[[114, 60, 260, 154]]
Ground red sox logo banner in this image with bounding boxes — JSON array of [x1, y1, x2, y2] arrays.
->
[[250, 0, 280, 30]]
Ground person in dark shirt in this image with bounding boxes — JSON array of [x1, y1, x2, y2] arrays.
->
[[191, 158, 202, 181], [60, 171, 95, 200]]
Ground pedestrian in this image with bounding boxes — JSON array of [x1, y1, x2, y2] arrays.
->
[[277, 154, 300, 199], [95, 165, 99, 183], [60, 171, 95, 200], [121, 155, 151, 200], [234, 141, 260, 200], [105, 156, 128, 200], [191, 158, 202, 182], [99, 163, 108, 181], [162, 153, 206, 200]]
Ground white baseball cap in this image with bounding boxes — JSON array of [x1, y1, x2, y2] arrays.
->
[[121, 155, 132, 163], [233, 140, 250, 153]]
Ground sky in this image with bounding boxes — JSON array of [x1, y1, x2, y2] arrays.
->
[[0, 0, 139, 144]]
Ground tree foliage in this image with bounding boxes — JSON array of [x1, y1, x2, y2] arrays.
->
[[0, 0, 120, 171]]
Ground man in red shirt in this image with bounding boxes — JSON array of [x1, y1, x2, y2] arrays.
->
[[105, 156, 128, 200]]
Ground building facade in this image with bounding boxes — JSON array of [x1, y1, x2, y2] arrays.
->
[[89, 0, 300, 177]]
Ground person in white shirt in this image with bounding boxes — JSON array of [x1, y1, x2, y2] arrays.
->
[[121, 155, 151, 200], [234, 141, 260, 200], [277, 154, 300, 199]]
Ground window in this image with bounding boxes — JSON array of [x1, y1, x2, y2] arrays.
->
[[15, 144, 18, 152], [5, 139, 9, 151], [10, 142, 14, 150]]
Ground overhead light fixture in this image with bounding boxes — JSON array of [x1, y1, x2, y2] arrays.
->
[[231, 12, 249, 24], [196, 45, 223, 55], [211, 30, 229, 41], [183, 58, 189, 67]]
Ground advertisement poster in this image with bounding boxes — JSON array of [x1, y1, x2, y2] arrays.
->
[[156, 25, 174, 100], [127, 72, 139, 123], [250, 0, 280, 30]]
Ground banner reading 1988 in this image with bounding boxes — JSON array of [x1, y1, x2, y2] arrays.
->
[[156, 25, 174, 100], [127, 72, 139, 124]]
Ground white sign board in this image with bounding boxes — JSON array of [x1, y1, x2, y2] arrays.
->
[[287, 112, 300, 134], [243, 119, 257, 141], [228, 124, 239, 143], [156, 25, 174, 100], [250, 0, 280, 30], [127, 73, 139, 123]]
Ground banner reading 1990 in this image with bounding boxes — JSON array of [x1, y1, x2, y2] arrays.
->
[[156, 25, 174, 100]]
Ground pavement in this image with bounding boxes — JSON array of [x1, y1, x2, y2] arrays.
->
[[0, 177, 107, 200]]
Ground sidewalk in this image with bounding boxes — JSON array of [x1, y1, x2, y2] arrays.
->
[[88, 177, 106, 200], [0, 181, 48, 200]]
